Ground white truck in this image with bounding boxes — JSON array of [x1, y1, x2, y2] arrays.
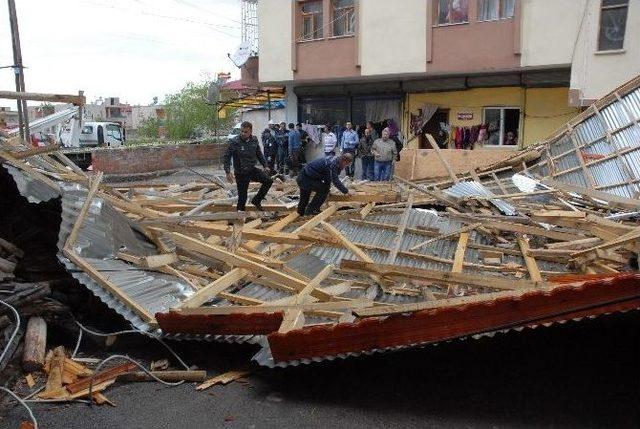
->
[[26, 107, 125, 169]]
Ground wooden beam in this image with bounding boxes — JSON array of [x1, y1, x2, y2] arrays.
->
[[517, 236, 542, 282], [179, 268, 249, 309], [64, 172, 103, 250], [409, 223, 481, 252], [451, 232, 469, 273], [0, 90, 86, 105], [340, 259, 548, 290], [321, 221, 373, 262], [386, 195, 413, 264], [426, 134, 458, 183]]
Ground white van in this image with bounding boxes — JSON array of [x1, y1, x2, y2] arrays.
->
[[227, 122, 241, 141], [78, 122, 125, 148]]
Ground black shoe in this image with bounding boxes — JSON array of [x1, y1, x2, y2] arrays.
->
[[305, 209, 321, 216], [251, 198, 264, 211]]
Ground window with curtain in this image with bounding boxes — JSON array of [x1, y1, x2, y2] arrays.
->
[[598, 0, 629, 51], [332, 0, 355, 36], [483, 107, 520, 146], [478, 0, 515, 21], [437, 0, 469, 25], [301, 1, 323, 41]]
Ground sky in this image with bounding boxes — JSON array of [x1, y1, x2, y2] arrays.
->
[[0, 0, 242, 108]]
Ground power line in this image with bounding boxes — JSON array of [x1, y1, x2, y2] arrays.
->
[[170, 0, 243, 25], [85, 1, 241, 38]]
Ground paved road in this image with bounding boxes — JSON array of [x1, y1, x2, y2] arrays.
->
[[4, 311, 640, 429]]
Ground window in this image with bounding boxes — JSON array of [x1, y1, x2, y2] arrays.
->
[[81, 125, 93, 135], [332, 0, 355, 36], [483, 107, 520, 146], [478, 0, 515, 21], [437, 0, 469, 25], [105, 124, 122, 141], [598, 0, 628, 51], [301, 1, 323, 40]]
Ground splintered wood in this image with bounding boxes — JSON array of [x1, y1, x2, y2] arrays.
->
[[2, 123, 639, 340]]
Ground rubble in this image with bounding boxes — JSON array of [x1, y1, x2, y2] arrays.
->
[[0, 75, 639, 423]]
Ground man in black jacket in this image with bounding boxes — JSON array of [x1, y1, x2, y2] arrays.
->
[[296, 153, 354, 216], [223, 121, 273, 211]]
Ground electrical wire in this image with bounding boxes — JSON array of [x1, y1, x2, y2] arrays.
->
[[73, 321, 191, 370], [0, 387, 38, 429], [0, 299, 20, 365], [87, 354, 184, 406]]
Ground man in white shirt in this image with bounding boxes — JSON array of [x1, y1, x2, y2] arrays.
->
[[322, 125, 337, 157], [340, 121, 358, 178]]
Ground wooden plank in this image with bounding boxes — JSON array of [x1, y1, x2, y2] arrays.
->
[[0, 150, 61, 192], [244, 211, 299, 251], [321, 221, 373, 263], [278, 309, 306, 333], [409, 222, 481, 252], [426, 134, 458, 183], [0, 90, 85, 105], [65, 362, 136, 394], [177, 299, 373, 315], [169, 233, 335, 301], [386, 195, 413, 264], [571, 227, 640, 257], [179, 268, 249, 309], [44, 346, 65, 393], [360, 202, 375, 219], [64, 171, 102, 249], [451, 232, 469, 273], [63, 249, 155, 323], [196, 370, 249, 391], [517, 236, 543, 282], [340, 259, 547, 290]]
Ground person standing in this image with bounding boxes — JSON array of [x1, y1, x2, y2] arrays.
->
[[296, 123, 309, 166], [296, 153, 354, 216], [340, 121, 358, 178], [274, 121, 289, 174], [223, 121, 273, 211], [287, 123, 302, 177], [365, 121, 379, 140], [358, 128, 375, 181], [261, 126, 276, 172], [372, 127, 397, 181], [322, 125, 337, 157]]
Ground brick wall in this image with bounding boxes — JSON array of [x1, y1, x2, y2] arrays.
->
[[91, 143, 225, 175]]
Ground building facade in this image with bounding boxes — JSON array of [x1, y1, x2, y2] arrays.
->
[[255, 0, 639, 149]]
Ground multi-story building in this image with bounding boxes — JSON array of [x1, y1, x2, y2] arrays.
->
[[255, 0, 639, 149]]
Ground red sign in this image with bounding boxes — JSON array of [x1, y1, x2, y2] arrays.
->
[[457, 112, 473, 120]]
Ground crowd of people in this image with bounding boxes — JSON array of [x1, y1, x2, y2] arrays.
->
[[261, 119, 404, 182]]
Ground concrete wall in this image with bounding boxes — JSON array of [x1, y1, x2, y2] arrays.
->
[[241, 108, 286, 138], [520, 0, 587, 67], [258, 0, 293, 83], [570, 0, 640, 104], [92, 144, 225, 175], [406, 87, 579, 148], [360, 0, 426, 76]]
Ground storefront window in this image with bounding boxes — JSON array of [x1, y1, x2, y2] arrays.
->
[[437, 0, 469, 25], [298, 97, 349, 127], [598, 0, 628, 51], [478, 0, 515, 21], [483, 107, 519, 146], [301, 1, 323, 41], [332, 0, 355, 36]]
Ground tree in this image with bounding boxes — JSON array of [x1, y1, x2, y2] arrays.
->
[[164, 80, 232, 139], [138, 117, 160, 138]]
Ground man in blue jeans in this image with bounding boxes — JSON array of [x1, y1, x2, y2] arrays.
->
[[340, 121, 358, 178], [287, 122, 302, 176], [296, 153, 354, 216], [372, 127, 397, 181]]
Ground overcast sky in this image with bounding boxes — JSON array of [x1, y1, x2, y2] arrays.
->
[[0, 0, 241, 108]]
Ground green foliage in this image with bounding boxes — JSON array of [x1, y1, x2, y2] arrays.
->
[[164, 80, 233, 139], [41, 102, 55, 116], [138, 117, 160, 139]]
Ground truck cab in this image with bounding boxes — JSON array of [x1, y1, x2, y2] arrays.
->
[[79, 122, 125, 147]]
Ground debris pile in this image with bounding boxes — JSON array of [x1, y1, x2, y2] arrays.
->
[[0, 76, 639, 422]]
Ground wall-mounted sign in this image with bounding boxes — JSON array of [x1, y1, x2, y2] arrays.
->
[[457, 112, 474, 121]]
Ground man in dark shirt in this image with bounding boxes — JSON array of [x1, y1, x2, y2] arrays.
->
[[296, 153, 354, 216], [274, 122, 289, 174], [223, 121, 273, 211], [261, 126, 276, 171]]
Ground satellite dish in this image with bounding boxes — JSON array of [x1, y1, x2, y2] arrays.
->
[[206, 82, 220, 104], [229, 40, 252, 68]]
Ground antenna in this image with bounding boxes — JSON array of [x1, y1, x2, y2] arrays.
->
[[228, 40, 252, 68]]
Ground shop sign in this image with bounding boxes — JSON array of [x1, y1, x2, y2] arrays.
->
[[457, 112, 474, 121]]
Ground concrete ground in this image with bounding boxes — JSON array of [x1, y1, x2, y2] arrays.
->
[[3, 311, 639, 429]]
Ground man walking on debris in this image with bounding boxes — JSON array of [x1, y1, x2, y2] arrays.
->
[[296, 153, 354, 216], [224, 121, 273, 212]]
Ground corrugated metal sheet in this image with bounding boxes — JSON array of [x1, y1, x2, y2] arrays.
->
[[4, 165, 60, 203], [443, 180, 517, 215]]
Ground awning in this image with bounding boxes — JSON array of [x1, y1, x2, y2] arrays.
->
[[217, 87, 285, 111]]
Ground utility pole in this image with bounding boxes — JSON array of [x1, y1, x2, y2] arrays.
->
[[7, 0, 30, 142]]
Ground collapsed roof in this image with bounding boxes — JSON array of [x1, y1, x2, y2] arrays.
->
[[1, 75, 639, 368]]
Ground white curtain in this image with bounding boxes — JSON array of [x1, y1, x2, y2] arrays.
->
[[503, 0, 515, 18], [364, 99, 402, 124], [478, 0, 499, 21], [417, 103, 439, 129]]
